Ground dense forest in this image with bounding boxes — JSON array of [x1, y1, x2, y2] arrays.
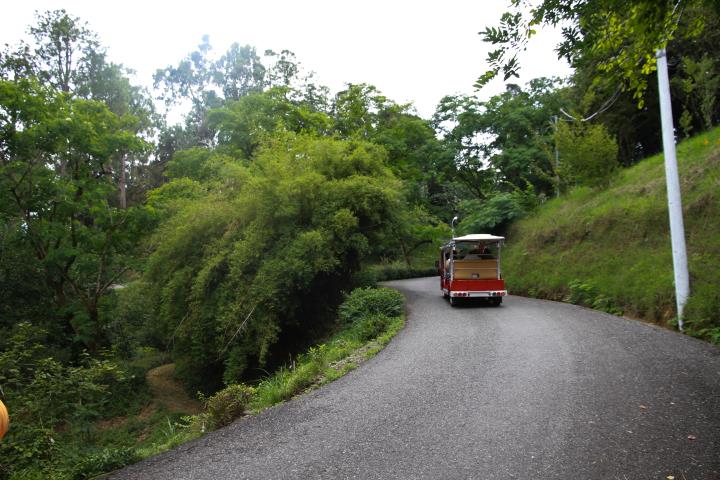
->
[[1, 1, 719, 477]]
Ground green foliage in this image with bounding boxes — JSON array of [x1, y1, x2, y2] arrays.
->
[[683, 272, 720, 344], [673, 54, 719, 132], [555, 121, 619, 188], [503, 127, 720, 343], [210, 87, 333, 158], [144, 134, 405, 391], [199, 384, 255, 429], [0, 79, 151, 351], [459, 189, 538, 234], [164, 148, 232, 182], [0, 323, 134, 478], [358, 263, 438, 286], [146, 178, 206, 212], [1, 9, 157, 204], [249, 286, 405, 410], [153, 37, 325, 150], [70, 447, 141, 480], [0, 223, 57, 333], [475, 10, 529, 86], [348, 314, 394, 342], [338, 287, 405, 327], [105, 282, 160, 357], [565, 280, 624, 316], [478, 0, 711, 105], [251, 364, 319, 408], [434, 78, 568, 200], [141, 286, 405, 462], [333, 83, 389, 138], [364, 100, 455, 221]]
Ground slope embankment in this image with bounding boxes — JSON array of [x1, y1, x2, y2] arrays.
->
[[503, 127, 720, 343]]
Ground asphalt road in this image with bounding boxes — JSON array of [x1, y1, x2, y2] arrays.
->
[[110, 277, 720, 479]]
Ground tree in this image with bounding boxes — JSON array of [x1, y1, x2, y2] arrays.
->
[[674, 54, 719, 135], [153, 39, 327, 162], [0, 79, 149, 351], [554, 121, 619, 188], [333, 83, 390, 139], [209, 86, 333, 159], [144, 133, 405, 391], [478, 0, 715, 106], [434, 78, 569, 200], [1, 10, 157, 208], [27, 9, 100, 93], [213, 43, 266, 100]]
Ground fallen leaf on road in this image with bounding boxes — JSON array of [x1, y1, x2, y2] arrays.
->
[[667, 475, 675, 479], [687, 435, 697, 440], [639, 405, 647, 410]]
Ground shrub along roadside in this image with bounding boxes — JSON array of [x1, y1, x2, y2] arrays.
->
[[0, 331, 164, 480], [0, 287, 405, 479], [137, 286, 405, 461], [354, 262, 437, 287]]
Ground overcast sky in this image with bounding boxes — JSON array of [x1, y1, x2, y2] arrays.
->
[[2, 0, 572, 119]]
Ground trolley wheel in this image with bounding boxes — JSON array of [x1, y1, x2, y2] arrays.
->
[[449, 296, 458, 307], [491, 297, 502, 307]]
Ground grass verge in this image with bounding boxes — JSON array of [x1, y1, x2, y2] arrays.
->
[[503, 127, 720, 343]]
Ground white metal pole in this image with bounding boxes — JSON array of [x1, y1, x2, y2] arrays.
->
[[553, 115, 560, 198], [656, 48, 690, 331]]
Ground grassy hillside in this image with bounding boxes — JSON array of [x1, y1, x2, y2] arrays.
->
[[503, 127, 720, 343]]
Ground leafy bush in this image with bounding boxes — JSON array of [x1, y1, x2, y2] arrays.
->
[[350, 314, 394, 342], [0, 323, 133, 479], [106, 281, 161, 357], [565, 280, 624, 316], [0, 224, 57, 334], [458, 189, 537, 233], [361, 263, 437, 284], [555, 121, 619, 188], [134, 286, 406, 466], [683, 284, 720, 345], [70, 447, 141, 479], [144, 134, 406, 391], [200, 384, 255, 429], [338, 287, 405, 326]]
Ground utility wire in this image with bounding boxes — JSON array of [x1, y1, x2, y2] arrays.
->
[[559, 0, 683, 125], [559, 87, 622, 123]]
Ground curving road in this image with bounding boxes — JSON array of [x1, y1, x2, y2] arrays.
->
[[110, 277, 720, 479]]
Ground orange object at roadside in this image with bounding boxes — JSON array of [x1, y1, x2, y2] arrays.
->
[[0, 400, 8, 440]]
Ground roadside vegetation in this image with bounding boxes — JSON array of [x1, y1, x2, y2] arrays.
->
[[503, 127, 720, 343], [144, 286, 405, 456], [1, 2, 719, 479], [0, 287, 403, 479]]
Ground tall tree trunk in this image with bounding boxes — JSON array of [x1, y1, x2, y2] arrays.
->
[[399, 238, 412, 267]]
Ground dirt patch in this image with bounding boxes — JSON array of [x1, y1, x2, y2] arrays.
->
[[97, 416, 128, 430], [146, 364, 201, 415], [137, 403, 158, 421]]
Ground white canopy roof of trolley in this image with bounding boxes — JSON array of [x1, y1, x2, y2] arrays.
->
[[452, 234, 505, 242]]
